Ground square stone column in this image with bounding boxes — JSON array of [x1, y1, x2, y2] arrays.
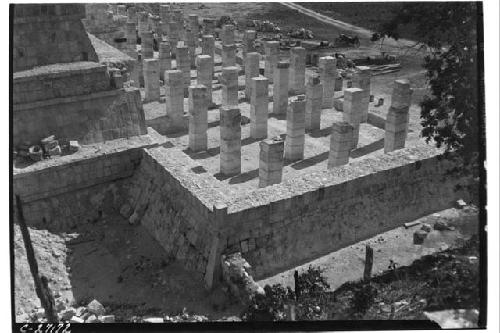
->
[[245, 52, 260, 99], [319, 56, 337, 109], [196, 55, 213, 105], [188, 85, 208, 152], [165, 70, 185, 130], [141, 31, 154, 59], [285, 96, 306, 161], [130, 52, 141, 88], [143, 59, 160, 102], [159, 5, 170, 33], [221, 24, 235, 45], [250, 77, 269, 139], [188, 14, 199, 47], [168, 21, 179, 56], [384, 79, 412, 153], [221, 66, 239, 106], [186, 30, 197, 68], [159, 42, 171, 81], [391, 79, 413, 136], [222, 44, 237, 67], [273, 61, 290, 115], [259, 137, 284, 188], [138, 11, 148, 35], [290, 47, 306, 95], [243, 30, 256, 56], [264, 41, 279, 83], [220, 106, 241, 176], [352, 66, 371, 122], [126, 22, 137, 54], [328, 121, 354, 168], [201, 35, 215, 59], [342, 88, 364, 149], [305, 74, 323, 131], [176, 45, 191, 90], [127, 6, 137, 24], [203, 18, 215, 35]]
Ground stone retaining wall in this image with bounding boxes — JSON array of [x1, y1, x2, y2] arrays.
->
[[220, 146, 462, 279]]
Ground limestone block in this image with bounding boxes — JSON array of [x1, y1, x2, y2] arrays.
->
[[285, 96, 306, 161], [221, 66, 239, 107], [305, 74, 323, 131], [188, 85, 208, 152], [245, 52, 260, 99], [188, 14, 200, 47], [343, 88, 364, 149], [318, 56, 337, 109], [168, 21, 179, 56], [328, 121, 353, 168], [290, 47, 306, 94], [201, 35, 215, 59], [125, 22, 136, 52], [203, 18, 215, 35], [259, 137, 284, 187], [384, 106, 409, 153], [272, 61, 290, 115], [250, 77, 269, 139], [196, 55, 213, 105], [220, 106, 241, 175]]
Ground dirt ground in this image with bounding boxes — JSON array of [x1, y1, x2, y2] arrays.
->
[[14, 215, 244, 321], [258, 207, 479, 291]]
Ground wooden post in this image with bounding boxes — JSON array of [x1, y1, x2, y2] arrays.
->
[[363, 245, 374, 282], [15, 195, 58, 322]]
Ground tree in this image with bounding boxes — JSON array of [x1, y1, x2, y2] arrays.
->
[[378, 2, 484, 201]]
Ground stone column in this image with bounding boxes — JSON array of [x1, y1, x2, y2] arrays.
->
[[305, 74, 323, 131], [130, 52, 141, 88], [290, 47, 306, 94], [138, 11, 148, 35], [168, 21, 179, 57], [186, 30, 197, 68], [221, 24, 235, 45], [245, 52, 260, 99], [117, 5, 126, 16], [188, 14, 199, 46], [285, 96, 306, 161], [188, 85, 208, 152], [176, 45, 191, 90], [160, 5, 170, 32], [141, 31, 154, 59], [221, 66, 239, 106], [335, 76, 343, 91], [220, 106, 241, 176], [203, 18, 215, 36], [342, 88, 364, 149], [352, 66, 371, 122], [259, 137, 284, 188], [384, 79, 412, 153], [126, 22, 137, 54], [201, 35, 215, 59], [159, 42, 171, 81], [196, 55, 213, 105], [319, 56, 337, 108], [273, 61, 289, 115], [264, 41, 279, 83], [143, 59, 160, 102], [165, 70, 185, 129], [250, 77, 269, 139], [328, 122, 354, 168], [222, 44, 236, 67], [127, 6, 137, 24], [243, 30, 256, 55]]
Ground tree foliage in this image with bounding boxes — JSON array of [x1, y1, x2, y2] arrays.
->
[[379, 3, 483, 173]]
